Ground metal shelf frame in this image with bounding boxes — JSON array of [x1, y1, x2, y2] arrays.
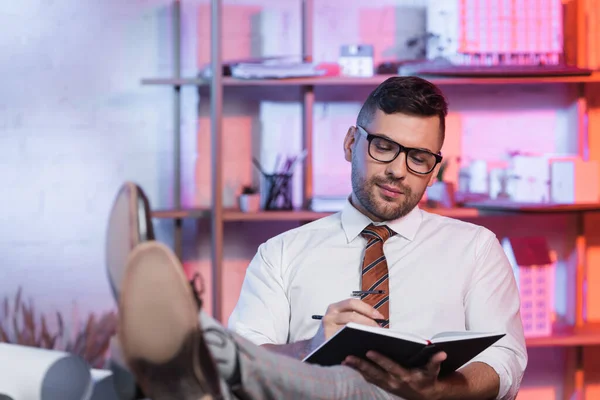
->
[[146, 2, 600, 397]]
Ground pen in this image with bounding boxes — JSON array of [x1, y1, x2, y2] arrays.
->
[[252, 157, 266, 175], [311, 315, 389, 325], [285, 149, 308, 174], [351, 290, 385, 296]]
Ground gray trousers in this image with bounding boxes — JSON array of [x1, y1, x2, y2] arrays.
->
[[231, 333, 401, 400], [108, 333, 401, 400]]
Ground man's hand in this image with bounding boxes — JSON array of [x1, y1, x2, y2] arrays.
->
[[343, 350, 448, 400], [317, 298, 384, 337], [309, 298, 384, 350]]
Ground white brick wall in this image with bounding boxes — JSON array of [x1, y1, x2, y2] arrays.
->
[[0, 0, 199, 321], [0, 0, 437, 321]]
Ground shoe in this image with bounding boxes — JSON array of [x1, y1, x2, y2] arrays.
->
[[117, 241, 223, 400], [106, 182, 154, 303]]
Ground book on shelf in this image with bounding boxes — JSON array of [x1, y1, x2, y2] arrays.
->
[[303, 322, 505, 377], [230, 58, 326, 80]]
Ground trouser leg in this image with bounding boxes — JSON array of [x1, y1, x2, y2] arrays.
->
[[114, 304, 400, 400], [231, 334, 401, 400]]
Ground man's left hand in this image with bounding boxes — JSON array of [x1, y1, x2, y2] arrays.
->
[[343, 350, 448, 400]]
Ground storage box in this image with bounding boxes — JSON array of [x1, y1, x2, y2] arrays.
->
[[338, 45, 374, 77], [506, 155, 551, 203], [550, 157, 600, 204], [517, 263, 556, 337], [502, 237, 556, 337]]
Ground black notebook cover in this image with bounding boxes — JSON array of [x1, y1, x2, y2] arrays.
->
[[303, 323, 505, 377]]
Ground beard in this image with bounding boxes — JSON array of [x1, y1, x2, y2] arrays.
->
[[351, 158, 424, 221]]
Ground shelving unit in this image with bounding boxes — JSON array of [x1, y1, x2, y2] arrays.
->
[[143, 0, 600, 397], [143, 73, 600, 87], [146, 0, 595, 313], [151, 206, 480, 221], [526, 324, 600, 348]]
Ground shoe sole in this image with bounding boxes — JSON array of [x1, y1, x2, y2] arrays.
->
[[118, 241, 221, 400]]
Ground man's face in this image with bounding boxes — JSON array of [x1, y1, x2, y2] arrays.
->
[[344, 109, 442, 222]]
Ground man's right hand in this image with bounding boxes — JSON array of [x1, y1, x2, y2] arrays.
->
[[262, 298, 384, 359], [310, 298, 385, 349]]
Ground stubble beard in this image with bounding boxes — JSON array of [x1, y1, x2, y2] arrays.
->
[[351, 158, 424, 221]]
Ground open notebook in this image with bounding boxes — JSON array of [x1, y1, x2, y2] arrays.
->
[[303, 322, 505, 377]]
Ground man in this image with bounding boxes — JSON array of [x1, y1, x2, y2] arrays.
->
[[227, 76, 527, 399], [118, 240, 498, 400]]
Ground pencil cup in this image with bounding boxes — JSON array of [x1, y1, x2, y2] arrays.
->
[[260, 173, 293, 210]]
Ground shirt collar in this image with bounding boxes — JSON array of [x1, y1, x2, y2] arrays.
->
[[341, 196, 423, 243]]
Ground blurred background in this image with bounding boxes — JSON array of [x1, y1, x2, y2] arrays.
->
[[1, 0, 600, 398]]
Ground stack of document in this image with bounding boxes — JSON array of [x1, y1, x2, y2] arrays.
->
[[231, 61, 325, 79]]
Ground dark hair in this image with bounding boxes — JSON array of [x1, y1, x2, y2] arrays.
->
[[356, 76, 449, 143]]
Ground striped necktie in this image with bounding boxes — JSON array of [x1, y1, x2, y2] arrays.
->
[[360, 224, 395, 328]]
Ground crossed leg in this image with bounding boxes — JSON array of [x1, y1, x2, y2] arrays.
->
[[117, 241, 400, 400]]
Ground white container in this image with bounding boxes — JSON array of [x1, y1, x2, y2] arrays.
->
[[508, 155, 550, 203], [550, 157, 600, 204], [238, 193, 261, 213], [338, 45, 374, 77], [468, 159, 488, 194]]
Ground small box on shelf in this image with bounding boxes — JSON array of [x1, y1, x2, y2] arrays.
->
[[502, 236, 556, 338], [550, 157, 600, 204], [338, 44, 374, 78]]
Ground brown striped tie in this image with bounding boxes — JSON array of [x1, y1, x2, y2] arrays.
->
[[360, 224, 395, 328]]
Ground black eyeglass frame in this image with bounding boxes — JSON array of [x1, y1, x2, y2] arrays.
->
[[356, 125, 443, 175]]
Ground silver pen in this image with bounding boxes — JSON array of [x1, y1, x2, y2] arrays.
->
[[311, 314, 388, 324], [351, 290, 385, 296]]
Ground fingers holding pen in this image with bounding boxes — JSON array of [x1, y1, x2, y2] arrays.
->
[[314, 297, 386, 340]]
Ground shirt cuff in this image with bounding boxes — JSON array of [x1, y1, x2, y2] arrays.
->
[[464, 350, 518, 400]]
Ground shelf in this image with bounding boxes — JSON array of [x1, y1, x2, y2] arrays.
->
[[224, 207, 479, 221], [463, 200, 600, 213], [143, 78, 206, 86], [223, 209, 331, 221], [526, 325, 600, 347], [142, 72, 600, 88], [152, 200, 600, 224], [151, 208, 210, 219], [425, 207, 480, 218], [151, 207, 479, 221], [152, 201, 600, 219]]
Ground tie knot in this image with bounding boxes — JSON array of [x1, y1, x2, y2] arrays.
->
[[361, 224, 395, 242]]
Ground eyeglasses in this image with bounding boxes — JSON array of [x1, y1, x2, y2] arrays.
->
[[356, 125, 442, 175]]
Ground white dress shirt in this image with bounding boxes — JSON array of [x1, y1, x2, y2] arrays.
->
[[228, 199, 528, 400]]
